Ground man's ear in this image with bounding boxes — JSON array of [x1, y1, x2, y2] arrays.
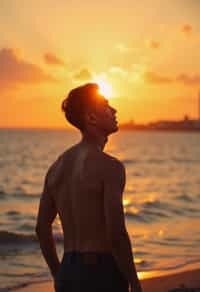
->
[[85, 112, 97, 126]]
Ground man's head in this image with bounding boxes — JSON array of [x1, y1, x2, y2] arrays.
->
[[61, 83, 118, 135]]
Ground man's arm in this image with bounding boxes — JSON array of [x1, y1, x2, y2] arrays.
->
[[35, 172, 60, 279], [103, 158, 142, 291]]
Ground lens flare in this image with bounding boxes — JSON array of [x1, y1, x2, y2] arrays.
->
[[92, 76, 113, 98], [98, 80, 113, 98]]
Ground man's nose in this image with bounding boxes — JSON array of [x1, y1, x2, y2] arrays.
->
[[110, 106, 117, 114]]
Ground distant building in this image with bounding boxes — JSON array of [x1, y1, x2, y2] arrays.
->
[[119, 91, 200, 132]]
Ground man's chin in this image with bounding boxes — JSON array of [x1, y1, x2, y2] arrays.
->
[[108, 124, 118, 135], [114, 124, 119, 132]]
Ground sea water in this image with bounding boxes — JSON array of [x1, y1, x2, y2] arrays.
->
[[0, 129, 200, 290]]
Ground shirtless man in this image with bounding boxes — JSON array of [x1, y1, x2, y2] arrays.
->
[[35, 83, 142, 292]]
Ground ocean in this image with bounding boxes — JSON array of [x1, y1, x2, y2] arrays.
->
[[0, 129, 200, 290]]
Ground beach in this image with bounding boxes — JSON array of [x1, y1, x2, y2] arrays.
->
[[15, 268, 200, 292]]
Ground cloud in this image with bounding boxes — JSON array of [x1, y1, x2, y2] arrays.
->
[[144, 70, 200, 86], [0, 48, 56, 88], [44, 53, 65, 66], [176, 73, 200, 85], [181, 24, 192, 36], [115, 43, 132, 53], [147, 40, 160, 49], [73, 68, 92, 81], [109, 66, 128, 78], [144, 71, 173, 84]]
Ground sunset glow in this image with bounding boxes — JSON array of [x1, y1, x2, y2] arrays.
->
[[0, 1, 200, 128], [96, 79, 114, 99]]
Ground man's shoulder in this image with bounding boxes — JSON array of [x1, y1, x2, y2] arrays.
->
[[100, 152, 125, 189], [101, 151, 123, 166], [46, 145, 76, 184], [101, 152, 125, 173]]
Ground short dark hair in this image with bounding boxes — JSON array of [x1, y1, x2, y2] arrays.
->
[[61, 83, 100, 131]]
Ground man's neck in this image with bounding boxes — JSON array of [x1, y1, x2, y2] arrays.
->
[[81, 131, 108, 151]]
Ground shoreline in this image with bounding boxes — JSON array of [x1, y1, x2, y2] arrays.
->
[[13, 267, 200, 292]]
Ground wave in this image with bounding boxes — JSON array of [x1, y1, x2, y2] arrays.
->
[[146, 159, 166, 164], [142, 209, 169, 218], [122, 158, 167, 165], [176, 194, 193, 202], [126, 211, 169, 223], [132, 172, 142, 176], [143, 198, 199, 218], [125, 194, 200, 224], [6, 210, 21, 216], [126, 211, 148, 223], [125, 199, 171, 223], [13, 192, 40, 199], [136, 259, 152, 268], [172, 158, 200, 164], [0, 230, 63, 245], [0, 191, 40, 201], [121, 159, 137, 164], [163, 236, 182, 242], [17, 223, 35, 232], [0, 272, 50, 292], [0, 190, 6, 199], [169, 205, 200, 218], [145, 238, 194, 248], [183, 207, 200, 217], [0, 231, 37, 244], [142, 199, 170, 209], [4, 211, 37, 228], [156, 258, 200, 272]]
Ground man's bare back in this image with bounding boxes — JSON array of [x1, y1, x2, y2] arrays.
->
[[48, 143, 116, 253]]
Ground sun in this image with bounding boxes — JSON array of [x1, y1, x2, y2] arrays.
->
[[92, 76, 113, 98], [98, 80, 113, 98]]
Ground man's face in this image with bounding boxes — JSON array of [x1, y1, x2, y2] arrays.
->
[[91, 95, 118, 135]]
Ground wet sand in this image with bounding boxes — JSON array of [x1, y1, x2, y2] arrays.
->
[[16, 268, 200, 292]]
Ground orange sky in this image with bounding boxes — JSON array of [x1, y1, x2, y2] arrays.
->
[[1, 0, 200, 129]]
